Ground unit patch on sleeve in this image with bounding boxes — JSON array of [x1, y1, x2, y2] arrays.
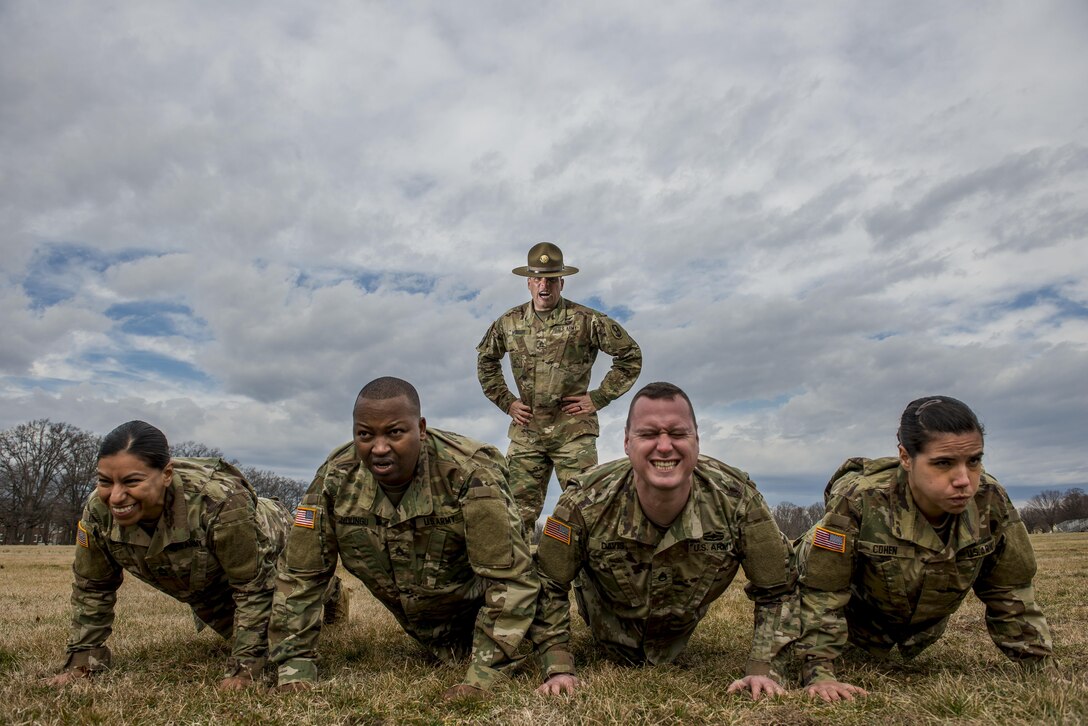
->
[[77, 520, 90, 548], [813, 525, 847, 553], [543, 516, 572, 545], [294, 506, 317, 529]]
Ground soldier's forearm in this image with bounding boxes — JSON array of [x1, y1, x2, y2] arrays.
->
[[268, 573, 332, 673], [801, 656, 838, 685], [68, 588, 117, 651], [538, 645, 576, 679], [276, 657, 318, 685]]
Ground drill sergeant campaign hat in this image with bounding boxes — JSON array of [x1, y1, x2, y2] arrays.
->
[[512, 242, 580, 278]]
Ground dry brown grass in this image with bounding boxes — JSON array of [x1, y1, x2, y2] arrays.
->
[[1, 534, 1086, 725]]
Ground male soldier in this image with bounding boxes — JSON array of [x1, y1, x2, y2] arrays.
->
[[477, 242, 642, 533], [531, 382, 797, 699], [269, 377, 539, 699], [796, 396, 1055, 702]]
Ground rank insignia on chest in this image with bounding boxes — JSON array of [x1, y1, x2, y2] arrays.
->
[[294, 506, 317, 529], [813, 526, 847, 553], [543, 516, 572, 545], [77, 521, 90, 548]]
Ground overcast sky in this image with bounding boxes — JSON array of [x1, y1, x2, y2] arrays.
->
[[3, 1, 1086, 513]]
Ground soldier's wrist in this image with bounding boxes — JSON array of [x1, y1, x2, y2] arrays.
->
[[276, 658, 318, 686], [588, 391, 608, 410], [801, 658, 837, 686], [228, 656, 267, 679], [463, 663, 507, 691], [64, 645, 111, 673], [540, 647, 577, 679], [743, 659, 773, 678]]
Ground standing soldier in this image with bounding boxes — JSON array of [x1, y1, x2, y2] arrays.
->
[[531, 382, 797, 699], [477, 242, 642, 533], [269, 377, 538, 699], [797, 396, 1056, 702]]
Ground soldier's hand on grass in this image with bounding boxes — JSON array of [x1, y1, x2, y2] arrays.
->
[[44, 667, 91, 687], [804, 679, 869, 702], [217, 674, 256, 691], [536, 674, 580, 696], [561, 395, 596, 416], [275, 681, 313, 693], [442, 683, 486, 701], [508, 399, 533, 426], [726, 675, 785, 700]]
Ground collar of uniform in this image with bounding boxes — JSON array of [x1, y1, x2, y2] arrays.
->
[[654, 476, 705, 555], [360, 435, 436, 524], [520, 298, 568, 325], [393, 438, 436, 522], [948, 496, 981, 550], [615, 467, 700, 548], [108, 477, 193, 555], [894, 465, 971, 553]]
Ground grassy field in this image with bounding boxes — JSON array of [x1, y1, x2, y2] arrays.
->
[[1, 534, 1086, 725]]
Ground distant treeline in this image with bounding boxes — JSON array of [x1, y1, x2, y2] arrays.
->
[[0, 419, 308, 545], [766, 488, 1088, 539], [4, 419, 1084, 545]]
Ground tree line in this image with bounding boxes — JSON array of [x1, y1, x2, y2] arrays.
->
[[767, 488, 1088, 540], [4, 418, 1085, 545], [0, 419, 309, 545]]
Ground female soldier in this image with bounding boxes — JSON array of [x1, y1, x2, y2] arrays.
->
[[797, 396, 1054, 702], [48, 421, 344, 689]]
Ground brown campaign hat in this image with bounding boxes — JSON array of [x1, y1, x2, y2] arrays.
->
[[512, 242, 579, 277]]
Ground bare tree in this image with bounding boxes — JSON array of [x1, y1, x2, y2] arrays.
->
[[1023, 489, 1066, 532], [771, 501, 825, 540], [805, 502, 826, 525], [1060, 488, 1088, 522], [170, 441, 228, 460], [0, 420, 94, 544], [50, 429, 101, 544], [242, 466, 308, 512]]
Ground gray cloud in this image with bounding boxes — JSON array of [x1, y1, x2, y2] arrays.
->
[[1, 1, 1086, 507]]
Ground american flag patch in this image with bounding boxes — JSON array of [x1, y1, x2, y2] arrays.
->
[[294, 506, 317, 529], [77, 521, 90, 548], [813, 526, 846, 553], [543, 516, 572, 545]]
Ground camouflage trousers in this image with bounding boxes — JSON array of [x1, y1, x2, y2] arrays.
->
[[188, 497, 284, 632], [571, 575, 678, 665], [844, 599, 950, 660], [192, 497, 343, 667], [507, 434, 597, 535], [395, 600, 527, 685]]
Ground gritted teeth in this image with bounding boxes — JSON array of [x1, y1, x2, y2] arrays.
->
[[112, 503, 138, 516], [652, 461, 677, 470]]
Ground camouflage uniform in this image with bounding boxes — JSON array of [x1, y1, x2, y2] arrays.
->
[[476, 298, 642, 531], [269, 428, 539, 691], [64, 458, 290, 679], [797, 457, 1054, 685], [531, 456, 797, 681]]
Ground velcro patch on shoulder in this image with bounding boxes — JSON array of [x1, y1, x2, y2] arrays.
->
[[543, 516, 572, 545], [813, 526, 847, 553], [294, 506, 318, 529], [463, 487, 515, 569]]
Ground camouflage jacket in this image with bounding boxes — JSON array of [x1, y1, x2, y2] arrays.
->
[[67, 458, 287, 677], [530, 456, 797, 680], [268, 429, 539, 690], [798, 457, 1054, 684], [476, 299, 642, 445]]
